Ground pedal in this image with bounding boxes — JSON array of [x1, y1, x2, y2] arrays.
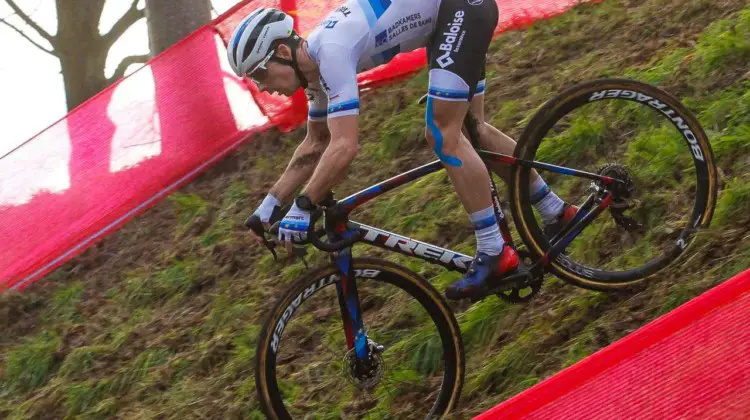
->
[[488, 267, 532, 291], [464, 267, 533, 303]]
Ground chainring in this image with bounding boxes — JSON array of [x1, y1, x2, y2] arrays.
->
[[496, 250, 544, 303]]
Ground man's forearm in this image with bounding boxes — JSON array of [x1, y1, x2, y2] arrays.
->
[[302, 139, 358, 203], [269, 140, 326, 203]]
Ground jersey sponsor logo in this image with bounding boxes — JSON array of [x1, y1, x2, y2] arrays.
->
[[388, 13, 422, 34], [437, 11, 465, 68], [468, 0, 483, 5], [384, 13, 431, 44], [375, 30, 388, 47]]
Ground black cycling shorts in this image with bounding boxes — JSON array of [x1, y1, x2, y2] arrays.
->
[[426, 0, 498, 100]]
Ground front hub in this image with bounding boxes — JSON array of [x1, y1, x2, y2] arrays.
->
[[342, 346, 385, 390]]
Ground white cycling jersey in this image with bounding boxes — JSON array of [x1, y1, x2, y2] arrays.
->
[[305, 0, 496, 121], [306, 0, 441, 120]]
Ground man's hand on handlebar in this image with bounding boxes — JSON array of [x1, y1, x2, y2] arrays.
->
[[277, 202, 312, 255], [244, 191, 360, 258]]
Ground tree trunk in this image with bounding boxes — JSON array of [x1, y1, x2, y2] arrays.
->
[[55, 0, 109, 110], [145, 0, 211, 55], [144, 0, 236, 191]]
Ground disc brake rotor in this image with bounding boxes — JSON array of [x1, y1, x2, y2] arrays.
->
[[342, 343, 385, 390]]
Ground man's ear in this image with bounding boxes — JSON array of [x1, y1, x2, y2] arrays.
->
[[275, 43, 293, 60]]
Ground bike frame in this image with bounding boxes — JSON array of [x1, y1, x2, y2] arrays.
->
[[324, 149, 620, 361]]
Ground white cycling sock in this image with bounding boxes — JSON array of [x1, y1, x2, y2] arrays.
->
[[470, 206, 504, 256], [531, 177, 565, 225]]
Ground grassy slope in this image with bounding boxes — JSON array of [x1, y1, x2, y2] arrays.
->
[[3, 0, 750, 417]]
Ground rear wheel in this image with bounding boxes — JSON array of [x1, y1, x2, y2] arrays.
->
[[255, 258, 464, 419], [511, 78, 718, 290]]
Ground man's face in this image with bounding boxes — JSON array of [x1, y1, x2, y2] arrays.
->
[[248, 52, 299, 96]]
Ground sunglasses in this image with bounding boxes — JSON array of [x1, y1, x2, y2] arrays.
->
[[245, 50, 275, 84]]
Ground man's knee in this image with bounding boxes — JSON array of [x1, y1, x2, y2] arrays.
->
[[425, 101, 465, 143], [424, 120, 462, 148], [425, 104, 466, 167]]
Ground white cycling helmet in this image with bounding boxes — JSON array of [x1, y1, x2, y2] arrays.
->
[[227, 8, 296, 77]]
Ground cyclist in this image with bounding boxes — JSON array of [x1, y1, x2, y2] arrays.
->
[[228, 1, 576, 300]]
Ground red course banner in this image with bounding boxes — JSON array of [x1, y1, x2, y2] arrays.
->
[[476, 269, 750, 419]]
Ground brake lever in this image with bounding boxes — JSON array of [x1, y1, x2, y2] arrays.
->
[[245, 204, 293, 261]]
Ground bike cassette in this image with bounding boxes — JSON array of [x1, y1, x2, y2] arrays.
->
[[494, 250, 543, 303], [597, 164, 642, 232]]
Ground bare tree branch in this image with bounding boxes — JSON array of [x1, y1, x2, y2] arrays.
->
[[0, 16, 56, 56], [102, 0, 145, 49], [3, 0, 56, 45], [108, 54, 149, 83]]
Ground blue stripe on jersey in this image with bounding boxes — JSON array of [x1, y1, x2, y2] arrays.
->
[[476, 80, 486, 94], [428, 87, 470, 99], [357, 0, 378, 27], [309, 109, 327, 119], [369, 0, 391, 18], [357, 0, 391, 28], [328, 99, 360, 114]]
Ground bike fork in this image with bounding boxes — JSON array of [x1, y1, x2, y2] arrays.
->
[[332, 248, 369, 361]]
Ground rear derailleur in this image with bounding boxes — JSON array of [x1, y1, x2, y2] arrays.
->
[[598, 164, 642, 232]]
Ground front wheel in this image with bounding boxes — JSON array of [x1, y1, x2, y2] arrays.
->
[[511, 78, 718, 291], [255, 258, 464, 419]]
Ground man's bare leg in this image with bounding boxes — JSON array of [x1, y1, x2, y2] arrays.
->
[[469, 94, 569, 225], [425, 95, 519, 301], [424, 98, 494, 214]]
